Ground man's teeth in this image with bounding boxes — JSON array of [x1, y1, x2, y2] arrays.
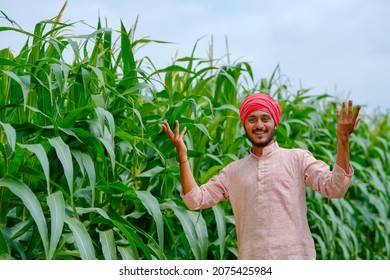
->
[[253, 130, 265, 135]]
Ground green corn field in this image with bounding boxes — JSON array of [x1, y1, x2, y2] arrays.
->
[[0, 5, 389, 260]]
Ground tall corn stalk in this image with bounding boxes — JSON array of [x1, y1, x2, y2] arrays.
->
[[0, 5, 389, 260]]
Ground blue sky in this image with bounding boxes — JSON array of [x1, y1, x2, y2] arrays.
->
[[1, 0, 389, 112]]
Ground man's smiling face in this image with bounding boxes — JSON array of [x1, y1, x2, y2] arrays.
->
[[244, 110, 276, 148]]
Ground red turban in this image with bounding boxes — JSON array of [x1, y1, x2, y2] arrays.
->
[[239, 93, 282, 126]]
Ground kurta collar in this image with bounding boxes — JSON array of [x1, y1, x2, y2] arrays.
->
[[250, 141, 279, 159]]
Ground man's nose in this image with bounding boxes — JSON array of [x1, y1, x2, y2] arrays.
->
[[255, 120, 264, 129]]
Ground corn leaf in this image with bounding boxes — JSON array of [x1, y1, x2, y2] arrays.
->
[[47, 191, 65, 260], [48, 137, 73, 196], [18, 143, 50, 194], [64, 216, 96, 260], [99, 229, 117, 260], [0, 176, 49, 258]]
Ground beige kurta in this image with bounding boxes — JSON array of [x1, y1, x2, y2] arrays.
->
[[181, 142, 353, 260]]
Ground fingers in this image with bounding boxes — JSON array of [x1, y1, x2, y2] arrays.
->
[[180, 126, 187, 138], [337, 100, 362, 134], [162, 120, 187, 140], [336, 101, 346, 119], [348, 100, 353, 118], [175, 120, 179, 136], [336, 108, 340, 119], [162, 120, 174, 138], [174, 120, 187, 138], [352, 104, 361, 121], [342, 101, 347, 119], [338, 100, 361, 120], [354, 116, 362, 130]]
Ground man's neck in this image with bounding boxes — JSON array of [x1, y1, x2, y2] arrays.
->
[[251, 140, 275, 157]]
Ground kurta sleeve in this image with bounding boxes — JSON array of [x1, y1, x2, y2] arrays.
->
[[181, 168, 230, 210], [303, 151, 354, 198]]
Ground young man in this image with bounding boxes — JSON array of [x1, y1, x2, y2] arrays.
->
[[162, 93, 361, 260]]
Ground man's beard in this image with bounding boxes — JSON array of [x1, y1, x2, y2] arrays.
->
[[245, 127, 275, 148]]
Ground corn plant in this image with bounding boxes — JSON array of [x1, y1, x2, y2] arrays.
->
[[0, 4, 389, 260]]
